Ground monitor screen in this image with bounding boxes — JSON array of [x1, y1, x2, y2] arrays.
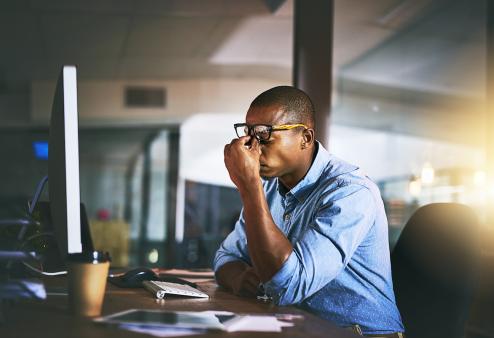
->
[[32, 141, 49, 160]]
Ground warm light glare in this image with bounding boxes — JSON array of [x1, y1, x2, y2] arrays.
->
[[473, 170, 486, 186], [148, 249, 159, 264], [421, 163, 435, 185], [408, 179, 422, 197]]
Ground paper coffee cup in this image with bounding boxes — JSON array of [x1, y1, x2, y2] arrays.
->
[[67, 251, 110, 317]]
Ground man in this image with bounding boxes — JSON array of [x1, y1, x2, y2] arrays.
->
[[214, 86, 404, 336]]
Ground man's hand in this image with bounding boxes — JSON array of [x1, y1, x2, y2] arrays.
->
[[216, 261, 261, 297], [224, 136, 262, 189], [231, 266, 261, 297]]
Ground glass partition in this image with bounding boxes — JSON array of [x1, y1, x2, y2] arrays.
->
[[333, 0, 487, 248]]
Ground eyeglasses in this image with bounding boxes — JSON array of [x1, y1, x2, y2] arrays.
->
[[234, 123, 308, 142]]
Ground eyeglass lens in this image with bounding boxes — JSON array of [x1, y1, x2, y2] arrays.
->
[[236, 125, 271, 141], [253, 126, 271, 141]]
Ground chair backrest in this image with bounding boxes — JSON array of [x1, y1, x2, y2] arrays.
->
[[391, 203, 480, 338]]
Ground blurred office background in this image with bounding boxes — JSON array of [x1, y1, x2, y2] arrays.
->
[[0, 0, 490, 263], [0, 0, 493, 324]]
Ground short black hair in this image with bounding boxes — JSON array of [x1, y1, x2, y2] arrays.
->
[[250, 86, 315, 127]]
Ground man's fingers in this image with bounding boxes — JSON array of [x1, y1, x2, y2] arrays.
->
[[238, 135, 251, 144], [243, 280, 259, 295], [225, 136, 253, 154], [245, 267, 260, 279], [234, 268, 260, 297], [241, 274, 259, 296], [228, 135, 250, 147], [237, 136, 252, 150], [224, 143, 231, 157], [250, 137, 261, 154], [244, 269, 260, 286]]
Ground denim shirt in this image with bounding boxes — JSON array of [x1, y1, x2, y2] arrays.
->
[[213, 142, 404, 335]]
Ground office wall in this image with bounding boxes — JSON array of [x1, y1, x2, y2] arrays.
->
[[30, 78, 284, 124], [0, 91, 30, 124], [0, 130, 48, 200]]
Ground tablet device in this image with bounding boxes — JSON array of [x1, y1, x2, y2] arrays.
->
[[95, 309, 227, 330]]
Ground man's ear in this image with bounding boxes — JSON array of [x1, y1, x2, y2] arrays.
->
[[301, 128, 315, 149]]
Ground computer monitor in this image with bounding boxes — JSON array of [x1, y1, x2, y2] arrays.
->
[[48, 65, 83, 255], [1, 66, 93, 273]]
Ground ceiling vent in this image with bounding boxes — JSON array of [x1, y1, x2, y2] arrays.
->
[[376, 0, 435, 29], [264, 0, 286, 13], [125, 86, 166, 108]]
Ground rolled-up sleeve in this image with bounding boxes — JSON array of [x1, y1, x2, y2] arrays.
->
[[213, 209, 251, 272], [263, 183, 376, 305]]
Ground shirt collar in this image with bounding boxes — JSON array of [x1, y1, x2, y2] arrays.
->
[[276, 141, 329, 202]]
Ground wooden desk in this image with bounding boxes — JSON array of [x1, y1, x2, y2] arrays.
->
[[0, 277, 358, 338]]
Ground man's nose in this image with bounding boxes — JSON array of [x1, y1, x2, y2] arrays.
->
[[259, 143, 265, 154]]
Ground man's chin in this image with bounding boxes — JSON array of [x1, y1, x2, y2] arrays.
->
[[259, 166, 276, 178]]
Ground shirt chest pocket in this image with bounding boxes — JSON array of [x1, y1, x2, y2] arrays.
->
[[286, 212, 315, 244]]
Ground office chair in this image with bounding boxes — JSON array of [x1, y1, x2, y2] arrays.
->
[[391, 203, 480, 338]]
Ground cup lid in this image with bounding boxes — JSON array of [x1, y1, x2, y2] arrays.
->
[[67, 251, 111, 263]]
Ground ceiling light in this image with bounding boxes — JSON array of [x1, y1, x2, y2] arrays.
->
[[408, 177, 421, 197], [473, 170, 486, 186], [421, 163, 435, 185]]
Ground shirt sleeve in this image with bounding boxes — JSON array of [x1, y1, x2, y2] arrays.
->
[[263, 183, 377, 306], [213, 208, 251, 272]]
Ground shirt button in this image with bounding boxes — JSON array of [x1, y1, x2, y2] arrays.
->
[[284, 213, 291, 222]]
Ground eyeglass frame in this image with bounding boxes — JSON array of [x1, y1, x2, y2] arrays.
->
[[233, 123, 309, 143]]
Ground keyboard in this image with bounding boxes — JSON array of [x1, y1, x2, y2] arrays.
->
[[143, 280, 209, 299]]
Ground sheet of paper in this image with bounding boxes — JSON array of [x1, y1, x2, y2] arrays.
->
[[157, 269, 215, 283], [224, 315, 294, 332], [120, 324, 205, 337], [0, 278, 46, 300], [201, 311, 295, 332], [158, 268, 214, 278]]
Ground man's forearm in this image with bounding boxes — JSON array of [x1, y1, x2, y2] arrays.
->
[[240, 180, 293, 282]]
